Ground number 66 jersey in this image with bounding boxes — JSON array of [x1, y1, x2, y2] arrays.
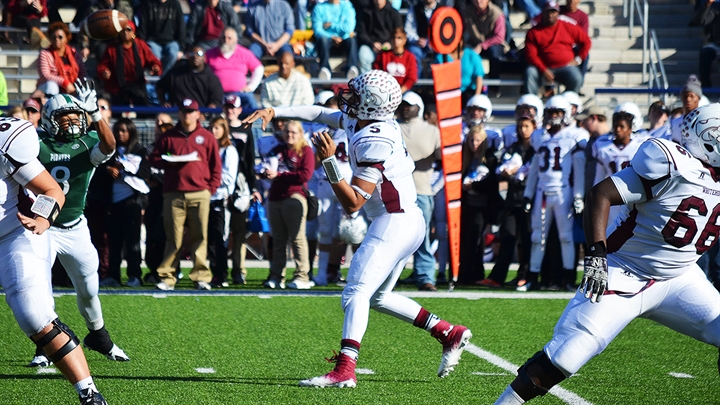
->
[[607, 137, 720, 280]]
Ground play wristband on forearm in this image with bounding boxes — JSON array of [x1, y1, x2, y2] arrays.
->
[[31, 194, 61, 225], [321, 156, 344, 184]]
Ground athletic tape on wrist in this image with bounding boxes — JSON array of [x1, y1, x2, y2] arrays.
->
[[31, 194, 61, 225], [321, 156, 344, 184], [91, 111, 103, 123]]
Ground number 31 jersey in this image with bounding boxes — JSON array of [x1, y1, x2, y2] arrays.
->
[[607, 138, 720, 279]]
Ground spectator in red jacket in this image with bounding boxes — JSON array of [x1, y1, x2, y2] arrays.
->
[[147, 98, 222, 291], [522, 1, 590, 96], [372, 28, 417, 92], [97, 21, 162, 107], [4, 0, 48, 48]]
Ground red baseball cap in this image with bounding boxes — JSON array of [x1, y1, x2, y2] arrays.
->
[[223, 94, 241, 108], [180, 98, 199, 111], [23, 98, 41, 112]]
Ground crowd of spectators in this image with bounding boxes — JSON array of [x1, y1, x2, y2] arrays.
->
[[3, 0, 720, 294]]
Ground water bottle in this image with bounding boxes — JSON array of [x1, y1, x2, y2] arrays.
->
[[305, 13, 312, 30]]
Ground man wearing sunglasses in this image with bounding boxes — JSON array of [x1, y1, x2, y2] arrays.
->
[[156, 46, 224, 108]]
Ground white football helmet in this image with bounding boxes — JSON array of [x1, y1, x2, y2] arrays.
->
[[42, 94, 87, 139], [516, 94, 544, 126], [543, 95, 572, 127], [681, 103, 720, 167], [315, 90, 335, 106], [337, 213, 368, 245], [613, 102, 644, 132], [562, 91, 583, 114], [700, 95, 711, 107], [466, 94, 493, 127], [338, 70, 402, 121]]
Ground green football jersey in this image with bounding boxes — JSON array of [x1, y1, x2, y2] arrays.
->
[[38, 130, 102, 224]]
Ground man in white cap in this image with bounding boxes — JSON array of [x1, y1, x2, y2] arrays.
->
[[397, 91, 441, 291]]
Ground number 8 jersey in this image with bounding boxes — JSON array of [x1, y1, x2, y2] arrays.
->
[[607, 137, 720, 279], [37, 129, 108, 224]]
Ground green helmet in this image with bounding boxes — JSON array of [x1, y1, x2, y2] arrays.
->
[[41, 94, 87, 140]]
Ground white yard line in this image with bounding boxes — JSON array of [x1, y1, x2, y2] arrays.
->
[[464, 343, 594, 405]]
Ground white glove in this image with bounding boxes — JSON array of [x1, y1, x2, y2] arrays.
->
[[573, 196, 584, 215], [74, 78, 103, 122]]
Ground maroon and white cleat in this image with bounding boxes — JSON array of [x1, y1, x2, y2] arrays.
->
[[299, 352, 357, 388], [434, 324, 472, 378]]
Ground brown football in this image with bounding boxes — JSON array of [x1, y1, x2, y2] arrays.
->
[[81, 9, 129, 40]]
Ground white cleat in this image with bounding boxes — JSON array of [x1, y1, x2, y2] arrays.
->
[[299, 373, 357, 388], [438, 326, 472, 378], [104, 344, 130, 362], [28, 354, 51, 368]]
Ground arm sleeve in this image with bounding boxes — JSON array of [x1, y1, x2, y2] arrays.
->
[[573, 24, 592, 61], [610, 166, 648, 205], [312, 6, 331, 38], [244, 132, 258, 191], [208, 139, 223, 195], [140, 40, 162, 72], [38, 50, 67, 88], [405, 8, 419, 42], [284, 3, 295, 36], [247, 64, 265, 92], [220, 146, 240, 198], [572, 145, 586, 199], [176, 3, 187, 48], [342, 3, 357, 38], [523, 31, 546, 72], [90, 142, 115, 167], [186, 7, 200, 47], [522, 154, 540, 199], [481, 14, 506, 50], [12, 159, 46, 187], [96, 47, 113, 78], [273, 106, 343, 129]]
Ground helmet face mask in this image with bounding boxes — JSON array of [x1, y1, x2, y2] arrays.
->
[[340, 70, 402, 121], [543, 95, 572, 128], [42, 94, 87, 141], [543, 108, 566, 127], [516, 94, 544, 126], [681, 104, 720, 167]]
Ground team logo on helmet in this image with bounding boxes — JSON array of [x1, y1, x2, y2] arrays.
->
[[681, 103, 720, 167]]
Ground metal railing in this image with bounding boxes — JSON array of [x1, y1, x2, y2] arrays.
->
[[624, 0, 669, 101]]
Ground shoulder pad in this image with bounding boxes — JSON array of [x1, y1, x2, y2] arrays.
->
[[353, 133, 394, 164], [630, 138, 692, 180], [1, 120, 39, 165]]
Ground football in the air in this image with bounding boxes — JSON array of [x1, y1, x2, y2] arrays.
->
[[81, 9, 129, 40]]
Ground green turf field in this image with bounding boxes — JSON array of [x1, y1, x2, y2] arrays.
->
[[0, 268, 716, 404]]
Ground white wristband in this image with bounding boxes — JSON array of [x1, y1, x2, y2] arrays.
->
[[31, 194, 61, 225], [91, 111, 103, 123], [321, 156, 344, 184]]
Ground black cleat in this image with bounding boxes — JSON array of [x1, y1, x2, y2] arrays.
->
[[80, 391, 108, 405], [84, 327, 129, 361]]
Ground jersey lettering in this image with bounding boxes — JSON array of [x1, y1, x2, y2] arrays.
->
[[50, 165, 71, 194], [537, 146, 562, 172], [661, 195, 720, 254]]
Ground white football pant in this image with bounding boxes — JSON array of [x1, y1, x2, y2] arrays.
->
[[341, 210, 425, 343], [530, 188, 575, 272]]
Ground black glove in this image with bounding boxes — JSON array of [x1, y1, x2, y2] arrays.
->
[[523, 197, 532, 214], [579, 241, 608, 303]]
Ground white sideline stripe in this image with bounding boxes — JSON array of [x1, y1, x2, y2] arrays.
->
[[668, 372, 694, 378], [464, 343, 594, 405], [195, 367, 216, 374], [355, 368, 375, 375], [37, 368, 58, 374], [39, 291, 576, 299]]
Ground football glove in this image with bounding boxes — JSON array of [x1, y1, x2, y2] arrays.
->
[[75, 78, 102, 122], [573, 196, 585, 215], [579, 242, 608, 303], [523, 197, 532, 214]]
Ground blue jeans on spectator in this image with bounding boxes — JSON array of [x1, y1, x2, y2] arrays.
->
[[226, 91, 259, 111], [147, 40, 181, 76], [522, 64, 582, 95], [414, 194, 436, 287], [516, 0, 544, 19], [248, 42, 295, 60], [699, 44, 720, 87], [407, 42, 432, 78], [358, 44, 377, 74], [315, 36, 359, 74]]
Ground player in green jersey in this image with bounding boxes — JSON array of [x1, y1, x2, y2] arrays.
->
[[29, 80, 130, 368]]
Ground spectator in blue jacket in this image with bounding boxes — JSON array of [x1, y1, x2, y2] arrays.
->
[[312, 0, 359, 80], [245, 0, 295, 59]]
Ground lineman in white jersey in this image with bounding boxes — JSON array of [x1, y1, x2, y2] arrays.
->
[[592, 103, 649, 222], [521, 96, 588, 291], [501, 94, 544, 149], [242, 70, 472, 388], [494, 103, 720, 405], [0, 117, 108, 404]]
